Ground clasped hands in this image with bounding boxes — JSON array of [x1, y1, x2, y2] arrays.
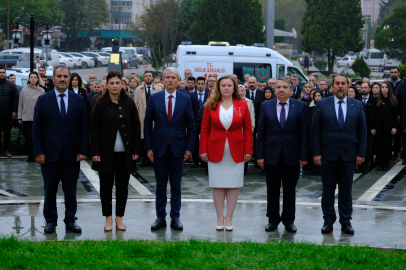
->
[[201, 153, 252, 163], [35, 154, 88, 164], [146, 150, 192, 163], [92, 155, 139, 162], [313, 155, 364, 167], [257, 159, 307, 169]]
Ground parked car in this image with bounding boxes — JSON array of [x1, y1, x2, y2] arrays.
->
[[10, 61, 54, 72], [89, 52, 109, 66], [298, 55, 313, 67], [59, 55, 75, 69], [364, 49, 402, 72], [336, 56, 355, 68], [122, 54, 139, 69], [59, 52, 81, 68], [101, 47, 143, 63], [68, 52, 95, 68], [0, 54, 20, 69], [80, 52, 101, 67]]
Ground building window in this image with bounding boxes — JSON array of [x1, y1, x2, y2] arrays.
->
[[111, 1, 132, 7], [111, 11, 133, 24]]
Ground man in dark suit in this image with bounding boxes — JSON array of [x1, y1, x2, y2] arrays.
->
[[186, 76, 197, 93], [319, 80, 333, 98], [312, 74, 367, 235], [257, 78, 308, 233], [245, 76, 265, 168], [32, 65, 89, 234], [144, 67, 195, 231], [38, 66, 54, 89], [290, 75, 302, 99], [190, 76, 208, 168], [358, 82, 376, 174]]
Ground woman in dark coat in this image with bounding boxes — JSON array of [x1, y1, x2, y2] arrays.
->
[[91, 70, 141, 231], [308, 90, 323, 175], [374, 81, 397, 171]]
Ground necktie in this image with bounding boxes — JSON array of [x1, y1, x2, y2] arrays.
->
[[147, 86, 150, 95], [250, 91, 255, 101], [168, 95, 173, 144], [59, 94, 66, 122], [199, 93, 203, 105], [280, 102, 286, 129], [338, 101, 344, 129], [363, 98, 367, 105]]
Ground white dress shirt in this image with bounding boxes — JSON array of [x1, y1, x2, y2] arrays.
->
[[276, 98, 289, 122], [220, 104, 233, 130], [249, 89, 257, 100], [334, 95, 347, 121], [361, 95, 369, 105], [72, 87, 79, 94], [54, 89, 68, 113], [165, 89, 176, 115]]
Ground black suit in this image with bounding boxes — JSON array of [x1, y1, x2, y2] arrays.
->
[[376, 99, 397, 168], [246, 89, 265, 164], [359, 94, 376, 169], [292, 86, 302, 99], [190, 91, 207, 165]]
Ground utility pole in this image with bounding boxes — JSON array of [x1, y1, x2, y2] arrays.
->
[[118, 0, 121, 44], [7, 0, 10, 49], [265, 0, 275, 49]]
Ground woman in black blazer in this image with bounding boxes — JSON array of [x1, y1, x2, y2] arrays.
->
[[68, 73, 88, 100], [91, 70, 141, 231], [374, 81, 397, 171]]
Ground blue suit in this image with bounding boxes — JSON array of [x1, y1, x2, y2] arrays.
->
[[144, 90, 195, 219], [32, 90, 89, 225], [190, 91, 208, 165], [312, 96, 367, 225], [257, 98, 308, 225]]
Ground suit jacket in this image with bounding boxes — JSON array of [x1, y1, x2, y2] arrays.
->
[[87, 91, 96, 106], [199, 99, 253, 163], [134, 84, 163, 139], [257, 98, 308, 166], [359, 94, 376, 132], [292, 85, 302, 99], [32, 90, 89, 162], [312, 96, 367, 162], [144, 90, 195, 158], [320, 89, 333, 98], [91, 93, 141, 175], [190, 91, 207, 125], [245, 89, 265, 132]]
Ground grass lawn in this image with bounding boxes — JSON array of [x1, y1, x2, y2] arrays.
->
[[0, 236, 405, 269]]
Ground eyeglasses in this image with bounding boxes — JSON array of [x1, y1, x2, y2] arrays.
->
[[0, 72, 5, 74]]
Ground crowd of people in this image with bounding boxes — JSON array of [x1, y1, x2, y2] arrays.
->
[[1, 63, 405, 236]]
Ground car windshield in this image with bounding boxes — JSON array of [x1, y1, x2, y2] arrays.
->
[[14, 61, 31, 68], [70, 53, 82, 57]]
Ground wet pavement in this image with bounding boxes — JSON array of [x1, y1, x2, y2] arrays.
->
[[0, 157, 406, 248]]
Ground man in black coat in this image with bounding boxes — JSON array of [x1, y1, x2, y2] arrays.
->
[[0, 67, 18, 157], [388, 67, 402, 96], [38, 66, 54, 89], [245, 76, 266, 168], [319, 80, 333, 98], [290, 75, 302, 99], [395, 80, 406, 164]]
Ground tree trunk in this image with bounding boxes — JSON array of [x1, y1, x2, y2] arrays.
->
[[327, 50, 335, 75]]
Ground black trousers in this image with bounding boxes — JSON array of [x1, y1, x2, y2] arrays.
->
[[192, 126, 201, 164], [361, 132, 375, 168], [140, 139, 148, 162], [41, 152, 80, 225], [393, 124, 406, 158], [265, 151, 299, 226], [22, 121, 34, 159], [321, 156, 354, 225], [99, 152, 130, 217], [0, 114, 12, 152], [252, 132, 257, 163], [376, 131, 392, 168]]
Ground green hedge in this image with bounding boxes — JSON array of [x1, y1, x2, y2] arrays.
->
[[1, 127, 26, 155]]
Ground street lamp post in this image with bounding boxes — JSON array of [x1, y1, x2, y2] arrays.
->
[[13, 13, 52, 72]]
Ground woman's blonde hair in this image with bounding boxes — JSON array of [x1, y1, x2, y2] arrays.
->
[[301, 81, 315, 99], [130, 77, 140, 89], [205, 75, 242, 110]]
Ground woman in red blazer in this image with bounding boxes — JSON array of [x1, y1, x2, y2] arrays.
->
[[200, 75, 253, 231]]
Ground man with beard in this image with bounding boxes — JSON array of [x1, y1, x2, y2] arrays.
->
[[388, 67, 402, 96], [319, 80, 333, 98], [357, 82, 376, 174], [38, 66, 54, 89], [245, 76, 265, 169], [312, 74, 367, 234]]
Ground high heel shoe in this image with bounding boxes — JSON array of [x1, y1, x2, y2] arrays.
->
[[225, 226, 233, 231], [116, 225, 126, 231], [216, 226, 224, 231]]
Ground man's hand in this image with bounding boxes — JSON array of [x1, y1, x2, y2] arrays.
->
[[184, 151, 192, 162], [147, 150, 154, 163], [313, 155, 322, 166], [299, 160, 307, 167], [244, 154, 252, 163], [12, 112, 16, 120], [76, 154, 87, 162], [356, 156, 364, 167], [92, 156, 101, 162], [132, 155, 139, 160], [36, 154, 46, 164], [18, 120, 22, 125], [404, 129, 406, 133], [257, 159, 264, 169], [371, 129, 376, 135], [200, 153, 208, 162], [392, 128, 397, 135]]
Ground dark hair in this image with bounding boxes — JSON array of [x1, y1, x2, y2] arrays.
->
[[314, 75, 318, 79], [348, 86, 360, 100], [36, 56, 40, 59], [390, 67, 399, 72], [264, 86, 273, 100], [377, 81, 397, 107], [99, 70, 132, 100], [69, 73, 83, 90], [144, 70, 153, 76], [187, 76, 196, 82], [236, 79, 241, 85], [355, 80, 363, 86], [259, 81, 267, 84], [362, 82, 370, 89], [8, 74, 15, 78], [38, 65, 46, 71], [28, 71, 40, 86], [0, 67, 6, 71], [41, 75, 47, 78], [332, 74, 350, 85], [313, 90, 323, 102], [196, 76, 205, 83]]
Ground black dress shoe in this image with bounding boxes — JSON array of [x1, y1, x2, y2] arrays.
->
[[254, 164, 262, 169], [285, 224, 297, 233], [321, 222, 333, 233], [341, 224, 354, 234], [170, 218, 183, 230], [265, 222, 278, 232], [140, 161, 147, 167], [65, 222, 82, 233], [191, 163, 199, 168], [383, 167, 389, 171], [354, 168, 362, 173], [377, 167, 382, 171], [363, 167, 369, 174], [151, 218, 167, 230], [44, 222, 57, 234]]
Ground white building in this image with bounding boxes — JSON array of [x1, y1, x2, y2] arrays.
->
[[108, 0, 155, 30]]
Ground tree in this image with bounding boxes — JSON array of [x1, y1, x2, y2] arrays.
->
[[301, 0, 364, 75], [179, 0, 199, 42], [375, 6, 406, 64], [191, 0, 265, 45], [59, 0, 110, 51], [127, 0, 186, 70], [0, 0, 63, 49], [352, 56, 371, 78]]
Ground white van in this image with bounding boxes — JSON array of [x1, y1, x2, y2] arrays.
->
[[101, 47, 143, 63], [176, 43, 308, 88], [364, 49, 401, 72], [0, 48, 60, 68]]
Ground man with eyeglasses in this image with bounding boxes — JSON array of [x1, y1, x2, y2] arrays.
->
[[0, 68, 19, 158], [205, 75, 217, 92]]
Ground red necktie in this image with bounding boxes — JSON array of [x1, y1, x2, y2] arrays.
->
[[168, 95, 172, 144]]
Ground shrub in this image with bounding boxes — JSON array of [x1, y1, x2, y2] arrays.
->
[[291, 57, 298, 60], [352, 56, 371, 78], [399, 64, 406, 80], [314, 60, 327, 71], [1, 127, 26, 155]]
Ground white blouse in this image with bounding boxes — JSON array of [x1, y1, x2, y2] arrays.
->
[[220, 104, 234, 130]]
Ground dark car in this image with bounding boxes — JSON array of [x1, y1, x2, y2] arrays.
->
[[122, 54, 139, 69], [135, 47, 151, 63], [80, 52, 100, 67], [0, 54, 20, 69], [298, 55, 313, 67]]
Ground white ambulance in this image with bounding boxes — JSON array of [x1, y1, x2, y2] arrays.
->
[[176, 42, 308, 87]]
